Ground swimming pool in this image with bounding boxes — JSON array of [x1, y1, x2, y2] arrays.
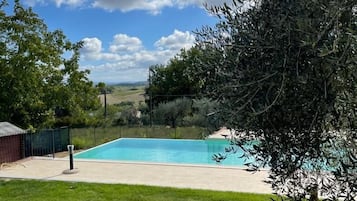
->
[[74, 138, 250, 167]]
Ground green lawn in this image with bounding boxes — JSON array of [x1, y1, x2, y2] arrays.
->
[[0, 179, 278, 201]]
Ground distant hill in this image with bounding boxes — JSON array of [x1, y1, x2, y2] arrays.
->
[[107, 81, 147, 87]]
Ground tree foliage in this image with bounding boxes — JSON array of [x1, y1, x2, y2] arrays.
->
[[183, 98, 221, 133], [194, 0, 357, 200], [153, 98, 192, 128], [0, 0, 100, 128], [145, 48, 203, 107]]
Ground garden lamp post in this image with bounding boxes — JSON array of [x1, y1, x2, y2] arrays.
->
[[63, 144, 79, 174]]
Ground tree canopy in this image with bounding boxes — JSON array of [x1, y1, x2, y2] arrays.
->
[[194, 0, 357, 200], [0, 0, 100, 129], [145, 48, 203, 107]]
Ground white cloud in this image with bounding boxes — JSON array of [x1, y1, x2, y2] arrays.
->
[[155, 29, 195, 51], [25, 0, 231, 13], [80, 30, 196, 82], [92, 0, 173, 14], [81, 37, 103, 60], [92, 0, 230, 14], [24, 0, 86, 7], [176, 0, 227, 8], [54, 0, 86, 7], [109, 34, 143, 53], [82, 37, 102, 53]]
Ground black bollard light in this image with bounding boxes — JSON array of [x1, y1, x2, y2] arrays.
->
[[63, 144, 79, 174], [68, 145, 74, 170]]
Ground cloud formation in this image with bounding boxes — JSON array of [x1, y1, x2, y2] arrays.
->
[[82, 38, 102, 53], [25, 0, 229, 13], [53, 0, 85, 7], [109, 34, 143, 53], [22, 0, 226, 82], [92, 0, 173, 14], [24, 0, 86, 7], [80, 30, 196, 83], [155, 30, 195, 50], [92, 0, 229, 14]]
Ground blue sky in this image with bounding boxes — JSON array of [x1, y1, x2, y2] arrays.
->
[[18, 0, 230, 83]]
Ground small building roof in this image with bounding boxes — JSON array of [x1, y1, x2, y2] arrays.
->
[[0, 122, 26, 137]]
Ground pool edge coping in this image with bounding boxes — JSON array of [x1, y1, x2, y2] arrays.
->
[[34, 156, 270, 172]]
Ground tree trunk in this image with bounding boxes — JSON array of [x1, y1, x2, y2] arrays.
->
[[309, 186, 319, 201]]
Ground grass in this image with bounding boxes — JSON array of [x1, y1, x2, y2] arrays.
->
[[0, 179, 279, 201], [99, 85, 145, 105], [71, 126, 207, 149]]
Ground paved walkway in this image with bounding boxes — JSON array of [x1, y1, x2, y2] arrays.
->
[[0, 157, 272, 194]]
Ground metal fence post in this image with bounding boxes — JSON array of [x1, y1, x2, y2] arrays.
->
[[68, 126, 71, 145], [31, 131, 34, 157], [93, 127, 96, 146], [52, 129, 55, 158]]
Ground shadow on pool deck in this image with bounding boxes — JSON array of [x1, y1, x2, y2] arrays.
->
[[0, 157, 272, 194]]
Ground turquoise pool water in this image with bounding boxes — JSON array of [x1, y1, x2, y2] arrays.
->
[[74, 138, 248, 167]]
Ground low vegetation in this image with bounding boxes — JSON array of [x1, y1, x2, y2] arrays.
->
[[0, 179, 279, 201]]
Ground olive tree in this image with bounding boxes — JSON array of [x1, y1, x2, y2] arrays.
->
[[153, 98, 192, 128], [194, 0, 357, 200]]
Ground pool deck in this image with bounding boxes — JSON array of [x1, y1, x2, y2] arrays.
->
[[0, 157, 272, 194]]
